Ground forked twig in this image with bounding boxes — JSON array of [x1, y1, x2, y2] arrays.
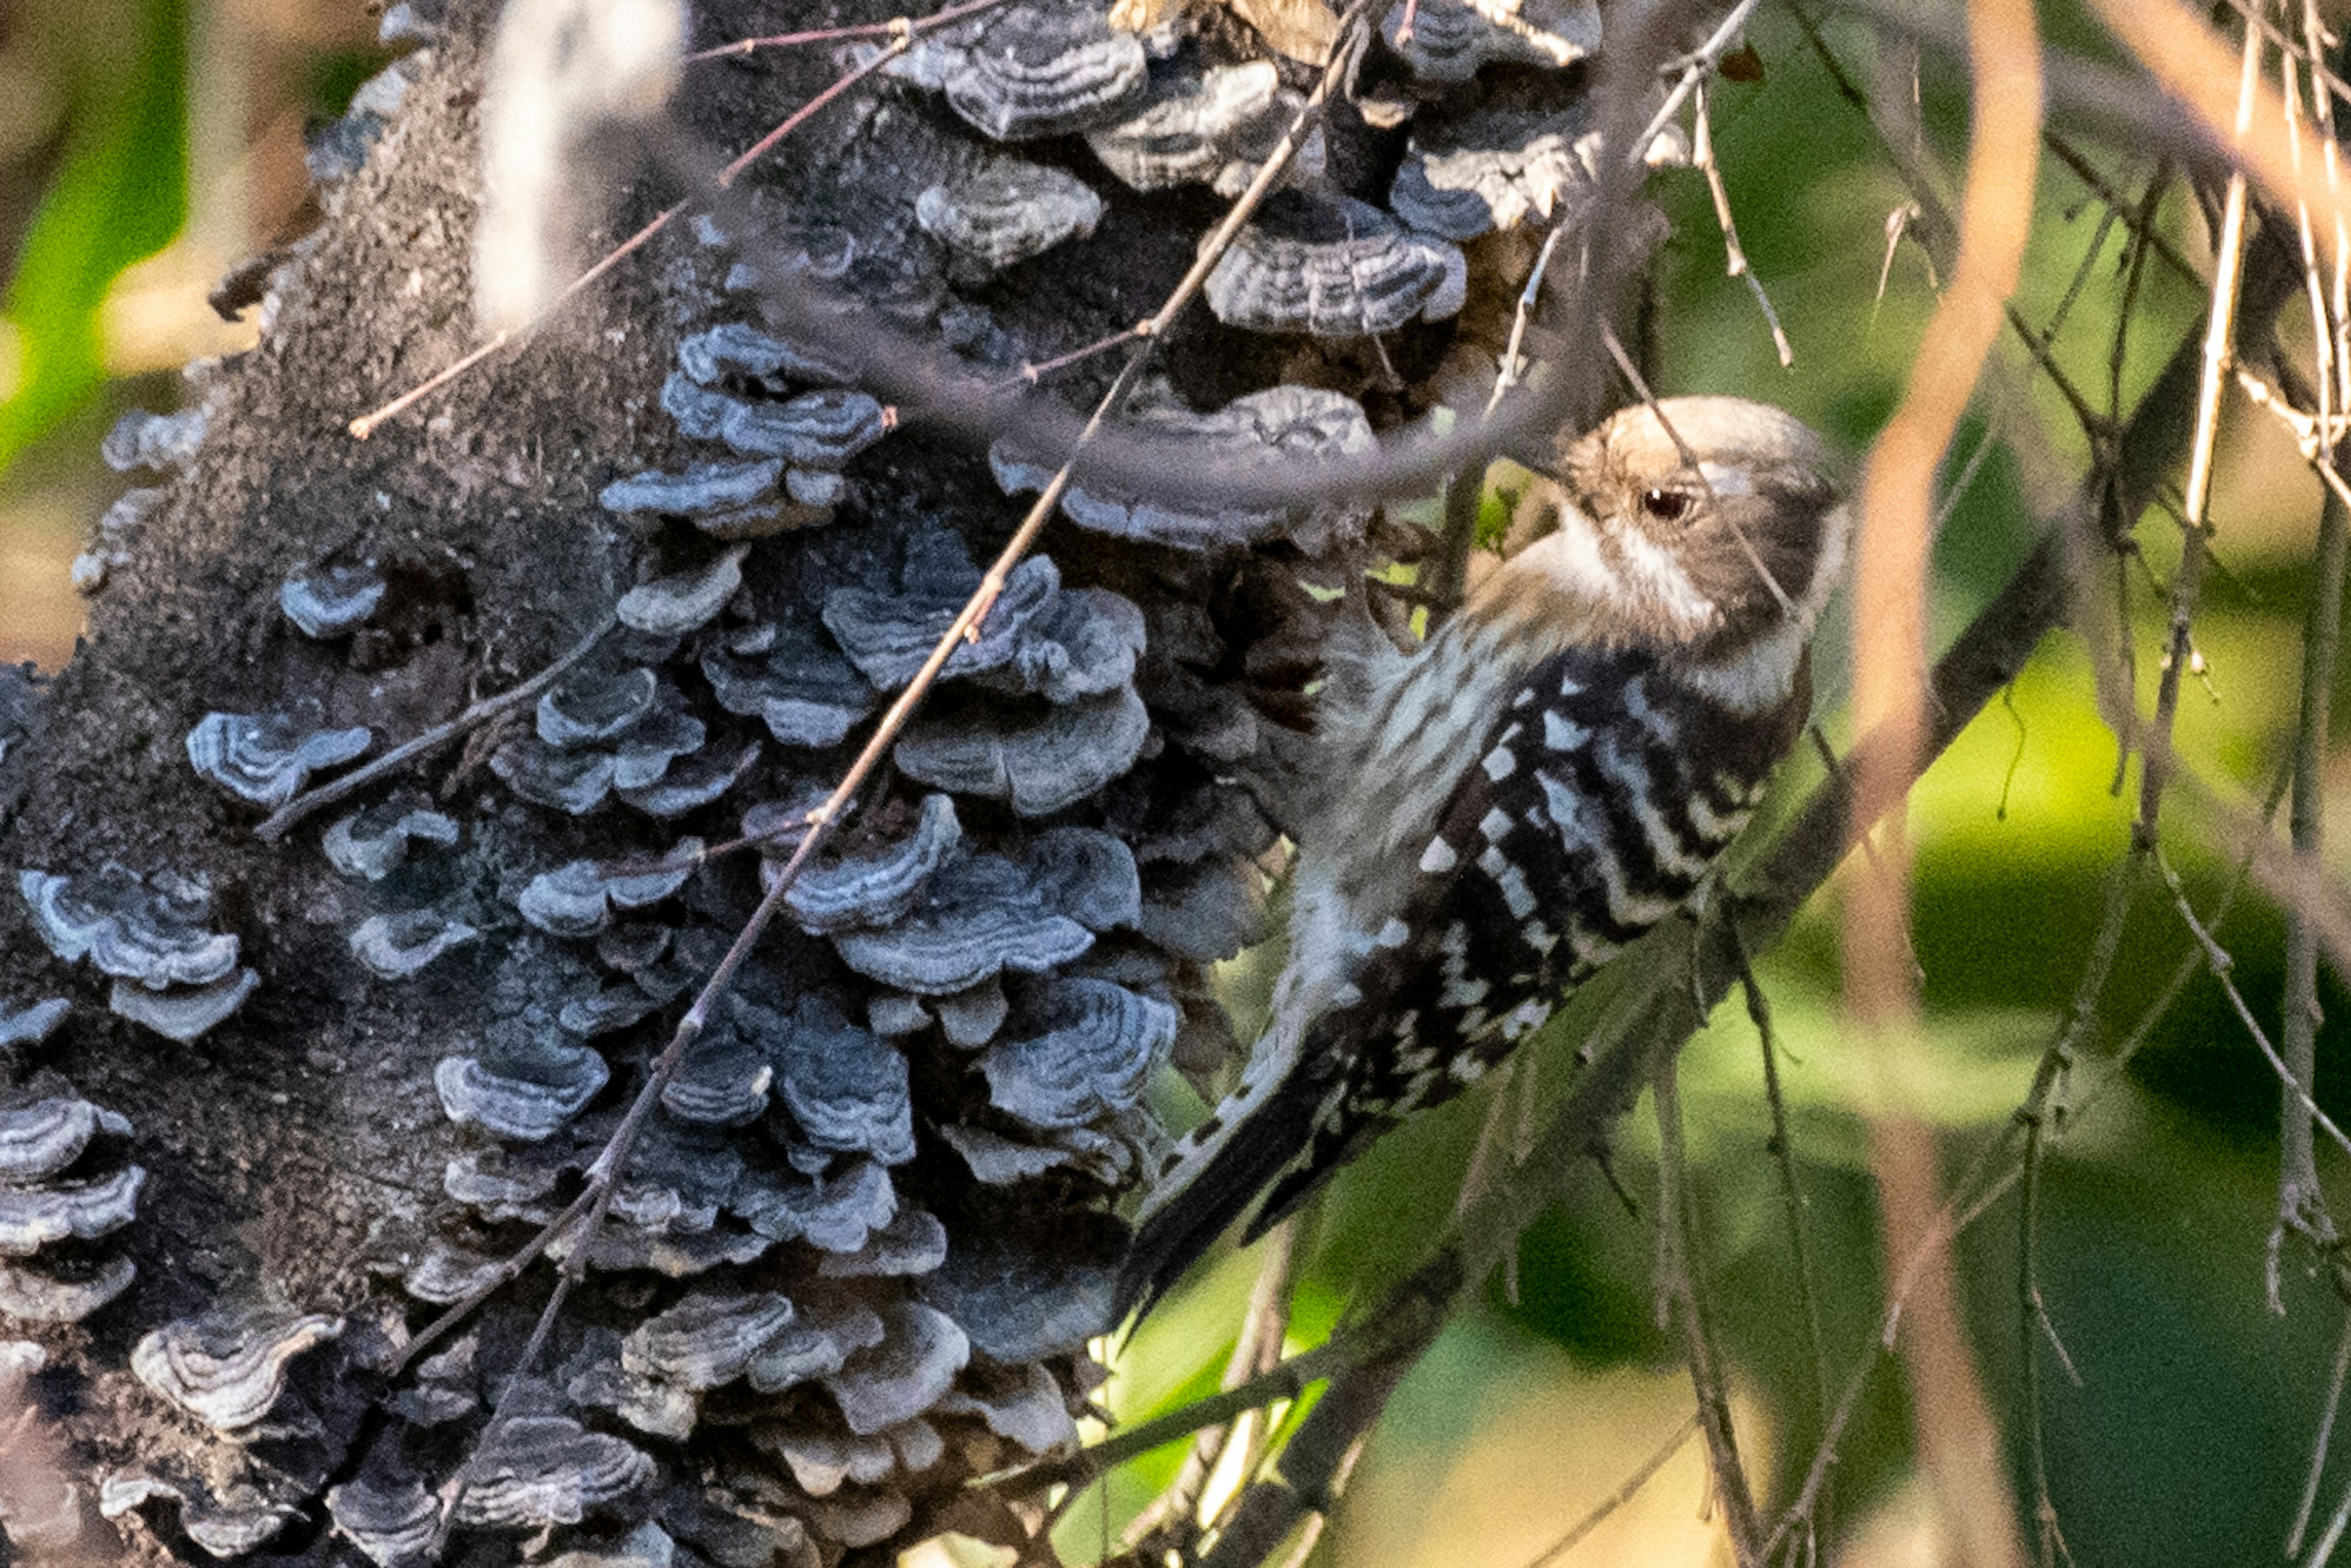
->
[[257, 615, 613, 841]]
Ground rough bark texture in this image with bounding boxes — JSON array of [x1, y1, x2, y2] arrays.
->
[[0, 0, 1603, 1562]]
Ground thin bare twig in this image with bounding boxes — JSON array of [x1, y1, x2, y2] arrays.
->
[[1652, 1054, 1764, 1566], [257, 614, 613, 841], [1521, 1412, 1703, 1568]]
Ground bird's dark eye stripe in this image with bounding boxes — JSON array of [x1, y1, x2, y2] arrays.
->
[[1640, 488, 1693, 522]]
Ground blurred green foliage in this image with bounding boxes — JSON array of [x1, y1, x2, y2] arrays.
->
[[0, 0, 188, 474]]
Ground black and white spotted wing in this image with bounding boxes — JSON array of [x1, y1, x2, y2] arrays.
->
[[1249, 642, 1809, 1230]]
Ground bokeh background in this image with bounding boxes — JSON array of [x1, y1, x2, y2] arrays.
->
[[6, 2, 2350, 1565]]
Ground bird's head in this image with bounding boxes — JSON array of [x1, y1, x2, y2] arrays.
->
[[1488, 396, 1850, 665]]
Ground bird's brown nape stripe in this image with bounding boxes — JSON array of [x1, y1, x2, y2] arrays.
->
[[1247, 642, 1808, 1229]]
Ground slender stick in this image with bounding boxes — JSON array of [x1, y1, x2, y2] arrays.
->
[[256, 614, 613, 841]]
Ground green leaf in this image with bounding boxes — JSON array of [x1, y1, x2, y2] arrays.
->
[[0, 0, 188, 473]]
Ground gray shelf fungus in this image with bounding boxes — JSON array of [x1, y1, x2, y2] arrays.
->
[[936, 1361, 1076, 1454], [0, 1164, 143, 1261], [100, 404, 211, 474], [897, 2, 1149, 142], [0, 995, 70, 1050], [702, 625, 875, 748], [916, 162, 1103, 279], [19, 862, 231, 980], [784, 793, 961, 934], [321, 797, 460, 880], [0, 1250, 135, 1323], [820, 1300, 970, 1436], [981, 978, 1174, 1129], [616, 547, 748, 637], [716, 388, 890, 468], [599, 459, 782, 520], [1204, 194, 1466, 338], [279, 561, 387, 638], [623, 1288, 796, 1392], [832, 854, 1095, 996], [519, 841, 701, 937], [324, 1477, 441, 1568], [540, 665, 660, 749], [894, 683, 1151, 816], [933, 978, 1009, 1048], [130, 1302, 343, 1432], [1086, 60, 1316, 196], [350, 909, 479, 979], [0, 1095, 132, 1187], [452, 1416, 655, 1529], [823, 541, 1059, 691], [0, 1086, 139, 1322], [100, 1473, 303, 1560], [675, 321, 855, 386], [186, 709, 373, 809], [771, 996, 917, 1166], [20, 864, 258, 1041], [435, 1044, 612, 1142], [991, 384, 1374, 549], [1381, 0, 1602, 80], [1389, 103, 1588, 241], [108, 969, 260, 1044]]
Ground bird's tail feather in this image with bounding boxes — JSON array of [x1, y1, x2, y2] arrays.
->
[[1112, 1059, 1332, 1324]]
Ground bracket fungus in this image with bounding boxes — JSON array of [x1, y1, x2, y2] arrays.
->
[[832, 853, 1095, 996], [519, 840, 701, 937], [186, 709, 373, 809], [714, 387, 890, 471], [0, 995, 70, 1051], [991, 384, 1374, 550], [893, 683, 1150, 816], [1087, 59, 1313, 195], [661, 1008, 775, 1127], [784, 793, 961, 934], [322, 797, 460, 880], [100, 405, 211, 474], [980, 978, 1173, 1129], [676, 321, 853, 387], [541, 666, 661, 748], [937, 1361, 1076, 1455], [1379, 0, 1601, 80], [279, 561, 387, 638], [0, 1085, 140, 1322], [916, 162, 1103, 280], [599, 459, 782, 522], [350, 908, 479, 979], [20, 865, 257, 1041], [1204, 193, 1466, 337], [324, 1476, 441, 1568], [623, 1288, 797, 1391], [734, 1158, 896, 1255], [435, 1040, 612, 1142], [820, 1299, 970, 1436], [817, 1205, 948, 1278], [911, 2, 1150, 142], [617, 547, 748, 637], [130, 1302, 343, 1433], [1389, 100, 1589, 240], [702, 626, 874, 749], [771, 997, 917, 1166], [823, 539, 1059, 691], [452, 1416, 655, 1529]]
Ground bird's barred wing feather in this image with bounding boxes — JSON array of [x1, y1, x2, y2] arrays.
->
[[1115, 642, 1805, 1316]]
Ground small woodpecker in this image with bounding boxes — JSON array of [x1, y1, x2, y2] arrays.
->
[[1116, 395, 1852, 1319]]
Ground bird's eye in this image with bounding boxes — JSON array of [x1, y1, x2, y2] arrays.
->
[[1640, 488, 1693, 523]]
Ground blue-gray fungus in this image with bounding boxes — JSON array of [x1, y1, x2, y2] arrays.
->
[[186, 709, 373, 808]]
